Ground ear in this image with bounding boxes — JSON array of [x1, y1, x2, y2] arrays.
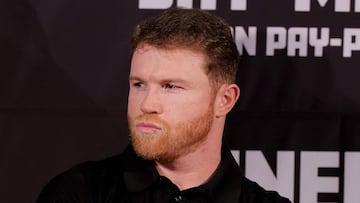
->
[[214, 84, 240, 118]]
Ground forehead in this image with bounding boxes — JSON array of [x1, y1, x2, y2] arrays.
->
[[130, 44, 208, 80]]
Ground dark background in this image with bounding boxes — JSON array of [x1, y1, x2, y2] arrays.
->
[[1, 1, 359, 203]]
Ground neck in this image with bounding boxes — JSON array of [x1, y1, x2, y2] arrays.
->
[[155, 120, 224, 190]]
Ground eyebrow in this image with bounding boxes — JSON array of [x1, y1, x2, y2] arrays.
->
[[129, 75, 142, 81], [129, 75, 188, 84]]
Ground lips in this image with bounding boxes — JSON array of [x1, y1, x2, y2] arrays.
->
[[135, 122, 162, 133]]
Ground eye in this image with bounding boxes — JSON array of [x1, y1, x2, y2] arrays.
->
[[132, 81, 144, 88], [164, 83, 177, 89], [162, 83, 184, 92]]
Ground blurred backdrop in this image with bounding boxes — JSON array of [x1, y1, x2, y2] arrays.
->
[[1, 1, 360, 203]]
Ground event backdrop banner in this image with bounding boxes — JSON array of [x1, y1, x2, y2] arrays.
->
[[1, 1, 359, 203]]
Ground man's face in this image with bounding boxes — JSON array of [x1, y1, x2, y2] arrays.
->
[[127, 44, 215, 162]]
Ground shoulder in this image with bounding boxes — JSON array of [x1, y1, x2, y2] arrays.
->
[[36, 153, 127, 203], [240, 177, 291, 203]]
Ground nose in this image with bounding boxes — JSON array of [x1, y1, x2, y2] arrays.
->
[[140, 89, 162, 114]]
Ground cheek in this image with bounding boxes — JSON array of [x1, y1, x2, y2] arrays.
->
[[170, 97, 211, 121], [127, 93, 141, 115]]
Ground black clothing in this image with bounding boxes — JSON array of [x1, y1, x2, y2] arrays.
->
[[37, 145, 290, 203]]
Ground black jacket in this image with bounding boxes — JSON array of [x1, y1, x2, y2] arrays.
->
[[37, 145, 290, 203]]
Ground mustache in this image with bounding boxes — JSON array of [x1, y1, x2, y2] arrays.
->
[[129, 114, 169, 128], [134, 114, 164, 123]]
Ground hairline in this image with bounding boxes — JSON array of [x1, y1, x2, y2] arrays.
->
[[131, 42, 230, 93]]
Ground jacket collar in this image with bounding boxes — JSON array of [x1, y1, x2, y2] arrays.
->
[[122, 143, 243, 201]]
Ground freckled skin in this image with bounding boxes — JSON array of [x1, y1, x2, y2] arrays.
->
[[127, 44, 214, 162]]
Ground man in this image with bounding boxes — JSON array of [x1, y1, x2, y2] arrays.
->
[[37, 8, 290, 203]]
